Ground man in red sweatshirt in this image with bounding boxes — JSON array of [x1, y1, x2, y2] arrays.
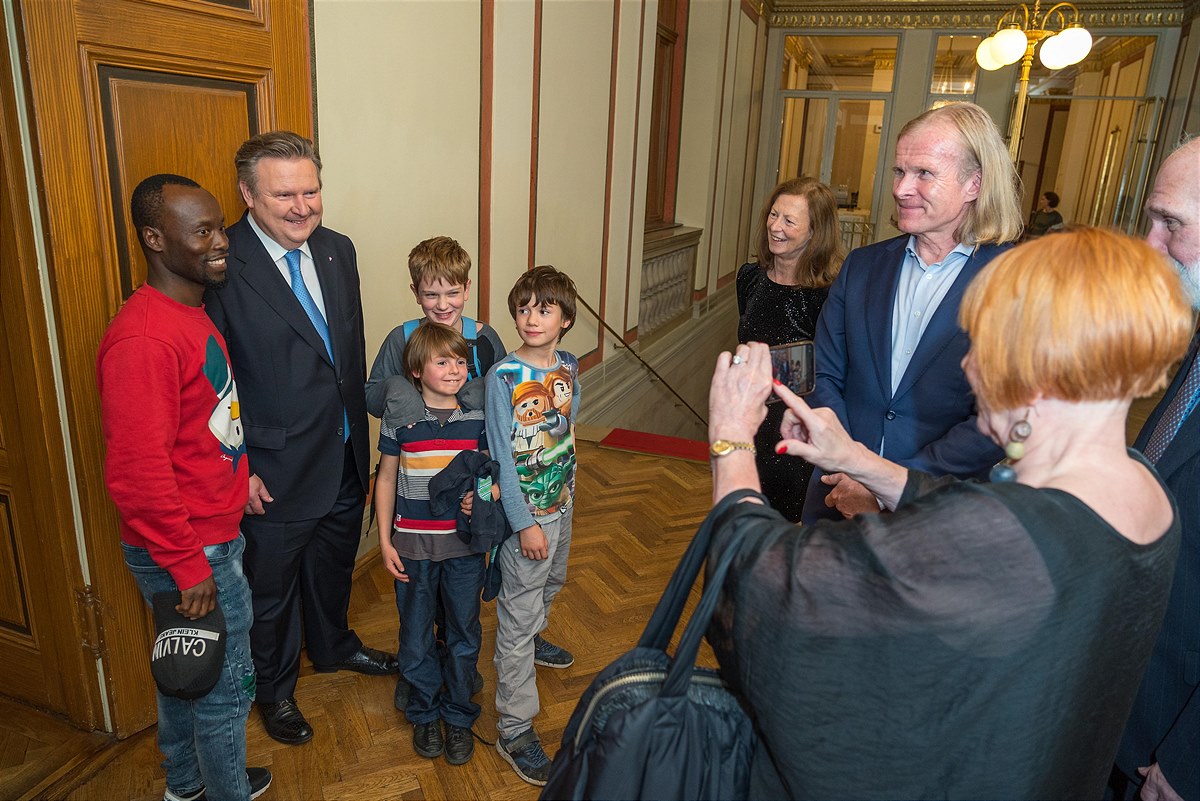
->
[[97, 174, 269, 801]]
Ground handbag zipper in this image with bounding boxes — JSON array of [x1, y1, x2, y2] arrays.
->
[[574, 669, 728, 751]]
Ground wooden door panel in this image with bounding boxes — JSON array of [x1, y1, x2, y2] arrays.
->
[[102, 69, 255, 296], [13, 0, 312, 733], [0, 495, 31, 631], [0, 493, 48, 706], [0, 352, 53, 709]]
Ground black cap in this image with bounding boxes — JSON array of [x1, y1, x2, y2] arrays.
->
[[150, 591, 225, 699]]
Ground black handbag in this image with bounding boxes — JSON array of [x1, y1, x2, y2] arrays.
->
[[540, 490, 758, 800]]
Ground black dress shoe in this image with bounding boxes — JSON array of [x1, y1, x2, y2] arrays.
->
[[313, 645, 399, 675], [413, 720, 444, 758], [259, 698, 313, 745], [445, 724, 475, 765]]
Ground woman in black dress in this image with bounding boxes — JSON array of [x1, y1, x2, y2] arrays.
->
[[736, 177, 843, 520]]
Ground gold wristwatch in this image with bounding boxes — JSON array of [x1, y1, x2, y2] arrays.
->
[[709, 440, 756, 458]]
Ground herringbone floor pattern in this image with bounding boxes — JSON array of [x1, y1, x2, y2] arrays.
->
[[30, 441, 714, 801]]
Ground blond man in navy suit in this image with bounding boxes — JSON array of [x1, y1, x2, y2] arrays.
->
[[205, 131, 397, 746], [803, 103, 1018, 522]]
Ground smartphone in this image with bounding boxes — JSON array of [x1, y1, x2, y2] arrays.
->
[[767, 340, 814, 402]]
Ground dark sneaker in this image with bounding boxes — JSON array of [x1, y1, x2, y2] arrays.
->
[[394, 675, 411, 711], [472, 669, 485, 696], [496, 729, 551, 786], [246, 768, 272, 800], [165, 767, 272, 801], [533, 635, 574, 668], [413, 720, 444, 758], [444, 724, 475, 765]]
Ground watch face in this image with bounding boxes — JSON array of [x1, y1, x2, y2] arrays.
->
[[710, 440, 733, 456]]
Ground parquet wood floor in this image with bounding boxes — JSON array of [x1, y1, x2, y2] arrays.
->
[[9, 396, 1162, 801], [0, 698, 113, 800], [24, 441, 715, 801]]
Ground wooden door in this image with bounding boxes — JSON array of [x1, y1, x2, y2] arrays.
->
[[0, 13, 101, 729], [12, 0, 312, 735]]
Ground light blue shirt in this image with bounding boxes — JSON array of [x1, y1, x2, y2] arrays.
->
[[889, 237, 974, 395], [245, 213, 328, 320]]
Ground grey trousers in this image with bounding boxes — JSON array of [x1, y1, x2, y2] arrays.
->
[[493, 511, 573, 739]]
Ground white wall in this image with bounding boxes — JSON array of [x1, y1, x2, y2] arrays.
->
[[314, 0, 482, 360], [675, 0, 727, 294], [315, 0, 759, 370]]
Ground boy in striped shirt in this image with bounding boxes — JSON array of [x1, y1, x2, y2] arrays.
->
[[374, 322, 490, 766]]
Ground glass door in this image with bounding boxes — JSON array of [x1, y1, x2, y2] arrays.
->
[[773, 35, 897, 249], [1109, 97, 1163, 232], [1013, 35, 1160, 234], [778, 96, 887, 250]]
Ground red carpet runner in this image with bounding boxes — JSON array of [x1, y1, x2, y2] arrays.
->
[[597, 428, 710, 463]]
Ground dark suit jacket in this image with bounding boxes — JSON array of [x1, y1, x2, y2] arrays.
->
[[802, 235, 1006, 523], [1116, 333, 1200, 799], [204, 212, 369, 522]]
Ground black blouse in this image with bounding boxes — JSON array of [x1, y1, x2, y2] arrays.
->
[[735, 262, 827, 347], [708, 465, 1179, 800]]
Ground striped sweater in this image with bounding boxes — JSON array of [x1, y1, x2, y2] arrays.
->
[[379, 406, 488, 561]]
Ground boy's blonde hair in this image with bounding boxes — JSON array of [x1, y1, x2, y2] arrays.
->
[[403, 322, 470, 389], [408, 236, 472, 288]]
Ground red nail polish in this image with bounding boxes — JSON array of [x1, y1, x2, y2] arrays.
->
[[775, 443, 787, 454], [772, 378, 782, 386]]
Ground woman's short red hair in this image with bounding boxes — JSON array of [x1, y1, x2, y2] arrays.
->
[[960, 227, 1195, 410]]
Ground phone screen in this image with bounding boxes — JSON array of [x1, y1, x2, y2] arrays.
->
[[768, 340, 814, 402]]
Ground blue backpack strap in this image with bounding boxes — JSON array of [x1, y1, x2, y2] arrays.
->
[[461, 317, 482, 377], [402, 318, 420, 341]]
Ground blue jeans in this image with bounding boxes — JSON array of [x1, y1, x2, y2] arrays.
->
[[395, 553, 485, 728], [122, 534, 255, 800]]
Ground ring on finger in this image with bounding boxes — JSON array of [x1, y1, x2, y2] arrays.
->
[[732, 354, 744, 365]]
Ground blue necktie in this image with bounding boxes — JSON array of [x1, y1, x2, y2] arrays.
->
[[285, 250, 349, 442], [1144, 336, 1200, 464], [285, 250, 332, 359]]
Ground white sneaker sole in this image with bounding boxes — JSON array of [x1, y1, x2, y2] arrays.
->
[[533, 655, 574, 668], [495, 739, 549, 786]]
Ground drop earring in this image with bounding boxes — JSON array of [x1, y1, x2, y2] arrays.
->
[[989, 412, 1032, 483]]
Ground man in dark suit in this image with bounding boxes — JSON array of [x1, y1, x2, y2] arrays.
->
[[205, 131, 397, 746], [802, 102, 1018, 523], [1113, 136, 1200, 801]]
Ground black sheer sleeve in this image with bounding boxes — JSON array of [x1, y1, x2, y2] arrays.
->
[[897, 468, 961, 507]]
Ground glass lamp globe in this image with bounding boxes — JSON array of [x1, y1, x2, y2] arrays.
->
[[991, 26, 1029, 66], [1055, 25, 1093, 66], [1039, 34, 1071, 70], [976, 37, 1004, 71]]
